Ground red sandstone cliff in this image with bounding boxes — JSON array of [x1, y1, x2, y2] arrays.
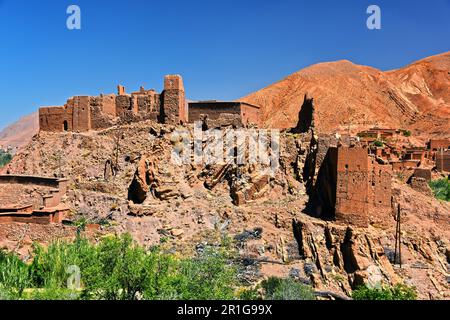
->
[[242, 51, 450, 139]]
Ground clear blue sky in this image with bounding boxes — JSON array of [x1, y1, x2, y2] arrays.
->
[[0, 0, 449, 130]]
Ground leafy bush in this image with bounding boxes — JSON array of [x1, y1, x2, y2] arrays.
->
[[260, 277, 315, 300], [372, 140, 384, 147], [429, 178, 450, 201], [0, 234, 246, 300], [0, 250, 30, 298], [0, 150, 12, 168], [352, 284, 417, 300], [174, 248, 237, 300], [401, 130, 412, 137]]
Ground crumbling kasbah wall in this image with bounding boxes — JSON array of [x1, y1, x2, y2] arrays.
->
[[39, 75, 186, 132], [39, 74, 262, 133], [435, 150, 450, 172], [188, 101, 261, 128], [335, 147, 371, 226], [367, 156, 392, 222], [162, 75, 186, 124], [310, 146, 392, 227]]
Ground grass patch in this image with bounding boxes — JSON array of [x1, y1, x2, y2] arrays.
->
[[429, 178, 450, 201]]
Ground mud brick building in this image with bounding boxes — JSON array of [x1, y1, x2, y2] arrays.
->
[[358, 128, 399, 143], [188, 101, 261, 128], [313, 146, 392, 227], [39, 74, 261, 132], [428, 139, 450, 151], [0, 175, 69, 224], [435, 150, 450, 172]]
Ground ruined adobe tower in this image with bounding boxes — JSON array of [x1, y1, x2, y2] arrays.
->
[[162, 75, 186, 124]]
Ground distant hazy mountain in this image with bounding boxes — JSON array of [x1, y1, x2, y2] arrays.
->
[[0, 112, 39, 152]]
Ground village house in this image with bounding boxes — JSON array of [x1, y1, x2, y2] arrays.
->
[[0, 175, 70, 224]]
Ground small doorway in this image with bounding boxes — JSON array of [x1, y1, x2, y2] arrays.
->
[[63, 120, 68, 131]]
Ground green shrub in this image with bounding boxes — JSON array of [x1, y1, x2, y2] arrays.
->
[[0, 250, 30, 297], [429, 178, 450, 201], [0, 234, 247, 300], [174, 248, 237, 300], [0, 150, 12, 168], [372, 140, 384, 147], [352, 284, 417, 300], [260, 277, 315, 300]]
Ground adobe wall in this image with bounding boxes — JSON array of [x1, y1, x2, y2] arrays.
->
[[240, 103, 261, 127], [162, 75, 186, 124], [115, 95, 132, 116], [0, 213, 52, 225], [391, 160, 420, 171], [0, 207, 68, 225], [0, 175, 63, 188], [436, 151, 450, 172], [335, 147, 370, 227], [189, 102, 240, 121], [429, 139, 450, 151], [70, 96, 91, 132], [0, 175, 68, 209], [90, 96, 116, 130], [98, 95, 116, 116], [188, 101, 261, 128], [413, 168, 432, 181], [131, 90, 161, 115], [39, 105, 74, 132], [0, 184, 53, 209], [312, 146, 393, 227], [368, 158, 392, 223]]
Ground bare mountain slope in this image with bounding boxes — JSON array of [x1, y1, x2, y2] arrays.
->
[[242, 52, 450, 139], [0, 112, 38, 151]]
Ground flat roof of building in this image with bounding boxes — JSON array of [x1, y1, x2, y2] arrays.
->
[[188, 100, 260, 109]]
